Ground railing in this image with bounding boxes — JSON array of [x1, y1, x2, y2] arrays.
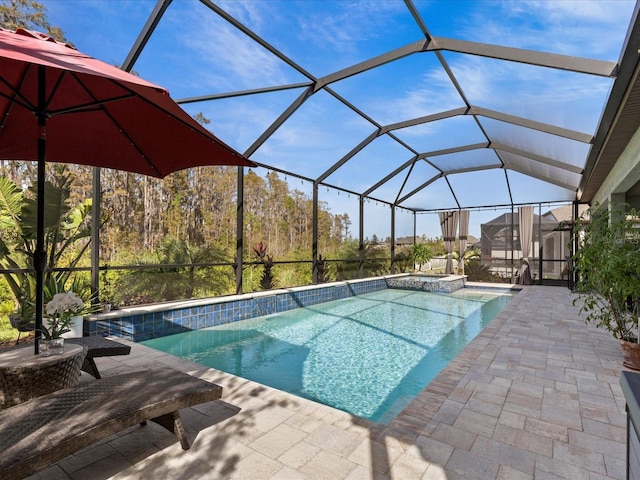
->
[[0, 256, 399, 308]]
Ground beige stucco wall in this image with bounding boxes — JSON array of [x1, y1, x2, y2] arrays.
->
[[592, 125, 640, 208]]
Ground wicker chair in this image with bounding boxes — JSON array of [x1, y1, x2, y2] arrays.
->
[[8, 315, 35, 345]]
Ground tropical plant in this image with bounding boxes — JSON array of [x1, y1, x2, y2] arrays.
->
[[253, 241, 274, 290], [334, 240, 387, 280], [465, 259, 503, 283], [122, 238, 233, 302], [411, 242, 432, 272], [572, 204, 640, 341], [0, 168, 98, 321], [316, 254, 329, 283], [99, 264, 119, 308], [452, 248, 481, 272], [272, 264, 305, 289], [452, 248, 480, 262]]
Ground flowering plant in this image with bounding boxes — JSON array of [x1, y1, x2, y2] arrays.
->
[[42, 291, 86, 339]]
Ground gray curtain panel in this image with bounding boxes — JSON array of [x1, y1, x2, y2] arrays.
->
[[518, 206, 533, 285], [458, 210, 470, 274], [439, 211, 459, 275]]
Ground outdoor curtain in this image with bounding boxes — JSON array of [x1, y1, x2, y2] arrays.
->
[[518, 206, 533, 285], [458, 210, 470, 274], [439, 211, 459, 274]]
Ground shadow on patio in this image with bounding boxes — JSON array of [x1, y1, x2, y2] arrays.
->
[[32, 286, 627, 480]]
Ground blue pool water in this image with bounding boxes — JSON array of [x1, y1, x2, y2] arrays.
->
[[142, 288, 515, 424]]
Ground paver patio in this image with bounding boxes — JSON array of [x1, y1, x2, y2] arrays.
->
[[26, 285, 628, 479]]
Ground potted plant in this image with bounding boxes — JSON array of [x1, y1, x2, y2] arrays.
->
[[40, 291, 90, 355], [572, 204, 640, 369]]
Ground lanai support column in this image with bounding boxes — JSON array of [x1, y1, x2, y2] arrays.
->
[[458, 210, 469, 274], [570, 200, 579, 290], [390, 205, 395, 274], [359, 196, 365, 278], [510, 205, 515, 281], [236, 167, 244, 294], [91, 168, 101, 306], [517, 205, 533, 285], [312, 181, 319, 284], [610, 192, 626, 223], [413, 211, 416, 243]]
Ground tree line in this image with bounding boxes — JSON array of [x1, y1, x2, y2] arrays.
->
[[0, 160, 358, 303]]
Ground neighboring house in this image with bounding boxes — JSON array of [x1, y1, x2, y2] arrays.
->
[[479, 205, 588, 282], [394, 236, 416, 247], [466, 235, 480, 249]]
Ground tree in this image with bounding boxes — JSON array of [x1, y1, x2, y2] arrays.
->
[[411, 243, 432, 271], [0, 0, 68, 42], [392, 247, 413, 273], [341, 213, 352, 239]]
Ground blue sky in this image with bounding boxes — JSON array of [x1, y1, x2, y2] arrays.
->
[[42, 0, 637, 239]]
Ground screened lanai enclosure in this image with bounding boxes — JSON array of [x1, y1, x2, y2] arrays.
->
[[1, 0, 640, 306]]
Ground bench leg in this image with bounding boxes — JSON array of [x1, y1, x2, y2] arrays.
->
[[81, 357, 101, 379], [150, 411, 190, 449]]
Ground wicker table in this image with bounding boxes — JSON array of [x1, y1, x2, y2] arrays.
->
[[66, 336, 131, 378], [0, 343, 87, 409]]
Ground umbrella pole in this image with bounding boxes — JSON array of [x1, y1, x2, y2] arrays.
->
[[34, 65, 47, 355]]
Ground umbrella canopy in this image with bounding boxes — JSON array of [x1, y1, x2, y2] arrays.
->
[[0, 28, 253, 175], [0, 28, 255, 353]]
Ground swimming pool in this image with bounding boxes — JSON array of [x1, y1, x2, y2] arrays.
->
[[142, 287, 515, 424]]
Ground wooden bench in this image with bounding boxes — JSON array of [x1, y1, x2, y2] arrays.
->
[[0, 368, 223, 480]]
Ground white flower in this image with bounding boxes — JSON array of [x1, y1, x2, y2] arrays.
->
[[45, 291, 85, 317]]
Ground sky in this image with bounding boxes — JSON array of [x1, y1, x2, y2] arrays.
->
[[41, 0, 638, 239]]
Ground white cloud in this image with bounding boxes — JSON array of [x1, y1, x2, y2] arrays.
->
[[295, 0, 407, 51], [173, 6, 294, 91], [465, 0, 635, 58], [516, 0, 631, 23]]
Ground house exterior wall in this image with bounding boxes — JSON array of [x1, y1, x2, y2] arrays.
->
[[592, 126, 640, 208]]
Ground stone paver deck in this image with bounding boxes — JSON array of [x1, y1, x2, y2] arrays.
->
[[26, 286, 629, 479]]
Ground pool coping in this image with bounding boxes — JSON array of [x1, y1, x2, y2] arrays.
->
[[87, 274, 514, 342], [87, 275, 401, 320]]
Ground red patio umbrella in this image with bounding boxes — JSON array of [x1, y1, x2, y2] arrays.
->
[[0, 28, 255, 353]]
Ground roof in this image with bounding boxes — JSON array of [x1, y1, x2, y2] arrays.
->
[[108, 1, 640, 212], [579, 4, 640, 202], [481, 212, 556, 227]]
